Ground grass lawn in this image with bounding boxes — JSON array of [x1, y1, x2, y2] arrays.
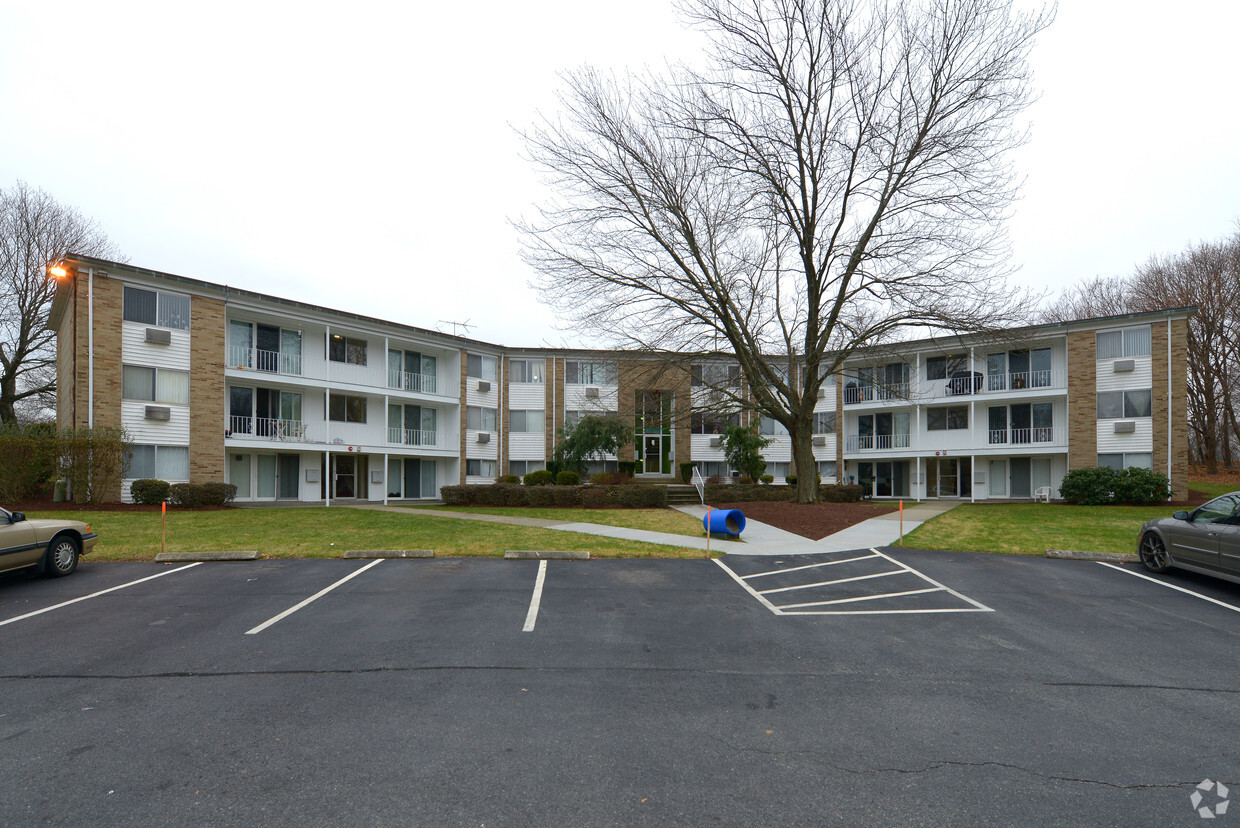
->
[[28, 508, 707, 561], [898, 502, 1174, 556], [404, 505, 703, 537], [1190, 481, 1239, 499]]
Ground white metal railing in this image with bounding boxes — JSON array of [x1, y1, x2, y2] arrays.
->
[[388, 370, 439, 395], [228, 415, 309, 441], [228, 345, 302, 376], [843, 382, 910, 405], [985, 368, 1062, 392], [845, 433, 912, 452], [987, 426, 1067, 446], [387, 427, 438, 447]]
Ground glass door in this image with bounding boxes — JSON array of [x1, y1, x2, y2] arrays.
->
[[334, 455, 356, 499], [988, 459, 1007, 497], [278, 454, 299, 499], [257, 455, 277, 499], [229, 454, 251, 500], [1010, 458, 1031, 498]]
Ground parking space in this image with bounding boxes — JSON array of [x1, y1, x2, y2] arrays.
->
[[3, 552, 1240, 825]]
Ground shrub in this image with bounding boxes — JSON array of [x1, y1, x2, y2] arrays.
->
[[737, 476, 754, 485], [169, 483, 204, 507], [590, 472, 631, 486], [553, 485, 582, 506], [497, 474, 521, 484], [0, 423, 58, 502], [820, 484, 863, 503], [704, 483, 795, 503], [679, 462, 695, 484], [440, 485, 477, 505], [476, 483, 526, 507], [1058, 467, 1120, 505], [1115, 467, 1171, 505], [581, 486, 608, 507], [523, 469, 554, 486], [555, 471, 580, 486], [57, 426, 132, 505], [525, 485, 557, 507], [130, 479, 171, 505], [785, 473, 796, 486], [618, 461, 636, 476], [760, 475, 774, 485], [200, 482, 238, 506], [618, 485, 667, 508], [705, 475, 725, 485]]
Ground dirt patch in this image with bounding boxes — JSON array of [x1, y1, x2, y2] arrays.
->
[[710, 500, 899, 540]]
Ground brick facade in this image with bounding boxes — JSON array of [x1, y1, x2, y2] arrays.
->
[[1066, 330, 1097, 472], [1152, 317, 1190, 500], [188, 293, 226, 483]]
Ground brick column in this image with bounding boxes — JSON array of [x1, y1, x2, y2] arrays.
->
[[1152, 318, 1190, 500], [189, 293, 226, 483], [1066, 331, 1097, 472]]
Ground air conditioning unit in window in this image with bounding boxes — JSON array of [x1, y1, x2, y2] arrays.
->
[[476, 432, 491, 443], [144, 405, 171, 421], [812, 435, 826, 446], [1113, 421, 1136, 434], [709, 437, 722, 448], [817, 388, 827, 399], [145, 328, 171, 345], [1113, 359, 1135, 373], [477, 380, 491, 392], [585, 386, 599, 398], [707, 390, 723, 403]]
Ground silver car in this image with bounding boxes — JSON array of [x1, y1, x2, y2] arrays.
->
[[1, 507, 98, 578], [1137, 492, 1240, 584]]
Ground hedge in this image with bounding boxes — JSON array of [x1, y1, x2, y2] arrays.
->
[[130, 479, 171, 505], [704, 483, 863, 503], [441, 484, 667, 508], [523, 470, 554, 486], [169, 482, 238, 507], [1058, 466, 1170, 505]]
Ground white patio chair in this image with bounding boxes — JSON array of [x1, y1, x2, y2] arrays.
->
[[1034, 486, 1051, 503]]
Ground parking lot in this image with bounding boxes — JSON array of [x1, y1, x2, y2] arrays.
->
[[3, 548, 1238, 825]]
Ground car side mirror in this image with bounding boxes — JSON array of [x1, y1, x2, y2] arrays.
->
[[1172, 510, 1190, 521], [10, 511, 26, 523]]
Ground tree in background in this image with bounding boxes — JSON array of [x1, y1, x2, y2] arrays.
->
[[553, 414, 634, 475], [721, 423, 772, 482], [0, 181, 124, 424], [1043, 230, 1240, 472], [521, 0, 1052, 502]]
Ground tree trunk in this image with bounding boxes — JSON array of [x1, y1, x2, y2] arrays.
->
[[789, 425, 819, 504]]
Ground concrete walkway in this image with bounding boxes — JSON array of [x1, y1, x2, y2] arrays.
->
[[347, 500, 961, 556]]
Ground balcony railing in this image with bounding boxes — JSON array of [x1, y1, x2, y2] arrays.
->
[[388, 370, 440, 395], [843, 382, 910, 405], [985, 369, 1059, 392], [988, 426, 1067, 446], [845, 433, 912, 452], [227, 415, 310, 441], [228, 345, 302, 376], [387, 427, 439, 447]]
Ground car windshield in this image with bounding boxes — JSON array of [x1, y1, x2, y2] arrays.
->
[[1193, 495, 1239, 524]]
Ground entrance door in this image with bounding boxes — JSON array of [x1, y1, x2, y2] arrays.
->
[[334, 455, 356, 499], [278, 454, 299, 499], [230, 454, 251, 499], [1010, 458, 1031, 498], [257, 455, 277, 499], [643, 436, 661, 474]]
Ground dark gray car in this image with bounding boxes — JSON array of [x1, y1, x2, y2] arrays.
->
[[1137, 492, 1240, 584]]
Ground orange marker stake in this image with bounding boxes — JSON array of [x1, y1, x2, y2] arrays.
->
[[899, 500, 904, 545], [162, 501, 167, 557]]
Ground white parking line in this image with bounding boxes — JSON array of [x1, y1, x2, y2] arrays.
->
[[780, 587, 943, 610], [0, 563, 202, 627], [1097, 562, 1240, 614], [522, 559, 548, 632], [741, 554, 880, 579], [758, 569, 905, 594], [245, 560, 383, 635]]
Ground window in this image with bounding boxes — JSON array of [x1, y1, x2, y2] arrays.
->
[[765, 462, 791, 478], [696, 461, 734, 479], [1098, 453, 1153, 471], [691, 363, 741, 387], [565, 409, 617, 430], [123, 286, 190, 331], [466, 406, 497, 431], [328, 395, 367, 423], [565, 360, 616, 385], [1097, 389, 1152, 419], [509, 359, 544, 384], [691, 411, 739, 434], [926, 355, 967, 381], [583, 460, 620, 477], [758, 416, 788, 436], [1096, 326, 1152, 359], [509, 460, 546, 477], [817, 461, 837, 480], [927, 406, 968, 430], [389, 350, 437, 391], [813, 411, 836, 434], [466, 459, 497, 477], [126, 444, 190, 480], [122, 365, 190, 405], [466, 353, 498, 381], [328, 334, 367, 366], [509, 410, 545, 432]]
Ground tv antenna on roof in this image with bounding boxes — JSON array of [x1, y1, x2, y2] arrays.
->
[[438, 319, 473, 337]]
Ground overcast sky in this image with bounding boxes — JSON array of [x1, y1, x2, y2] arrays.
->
[[3, 1, 1237, 348]]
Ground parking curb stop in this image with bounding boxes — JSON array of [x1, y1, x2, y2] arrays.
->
[[1046, 549, 1139, 563], [343, 550, 434, 559], [505, 550, 590, 560], [155, 551, 260, 562]]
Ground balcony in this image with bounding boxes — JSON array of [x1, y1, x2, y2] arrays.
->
[[229, 345, 302, 376], [227, 415, 314, 442], [387, 427, 440, 447], [843, 383, 910, 405], [925, 368, 1067, 399], [988, 426, 1067, 446], [845, 433, 912, 452], [388, 369, 440, 395]]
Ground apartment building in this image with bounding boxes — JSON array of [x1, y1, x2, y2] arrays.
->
[[49, 255, 1192, 503]]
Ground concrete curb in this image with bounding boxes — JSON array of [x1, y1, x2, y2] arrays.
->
[[343, 549, 434, 559], [1046, 549, 1139, 563], [504, 550, 590, 560], [155, 551, 259, 562]]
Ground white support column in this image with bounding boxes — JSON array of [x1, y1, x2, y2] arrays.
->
[[383, 451, 389, 506], [970, 453, 976, 503]]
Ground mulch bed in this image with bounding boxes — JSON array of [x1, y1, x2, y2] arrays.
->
[[710, 500, 899, 541], [9, 499, 233, 512]]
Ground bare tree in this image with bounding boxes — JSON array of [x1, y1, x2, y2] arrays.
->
[[0, 181, 124, 424], [1043, 231, 1240, 473], [520, 0, 1052, 501]]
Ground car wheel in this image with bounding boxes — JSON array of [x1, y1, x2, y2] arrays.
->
[[1138, 532, 1171, 574], [43, 534, 80, 577]]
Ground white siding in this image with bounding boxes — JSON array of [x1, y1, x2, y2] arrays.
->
[[1096, 356, 1152, 392], [122, 401, 191, 444], [1097, 418, 1154, 454], [508, 384, 545, 409], [465, 431, 498, 460], [508, 433, 544, 460], [564, 385, 618, 411], [121, 322, 191, 369]]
